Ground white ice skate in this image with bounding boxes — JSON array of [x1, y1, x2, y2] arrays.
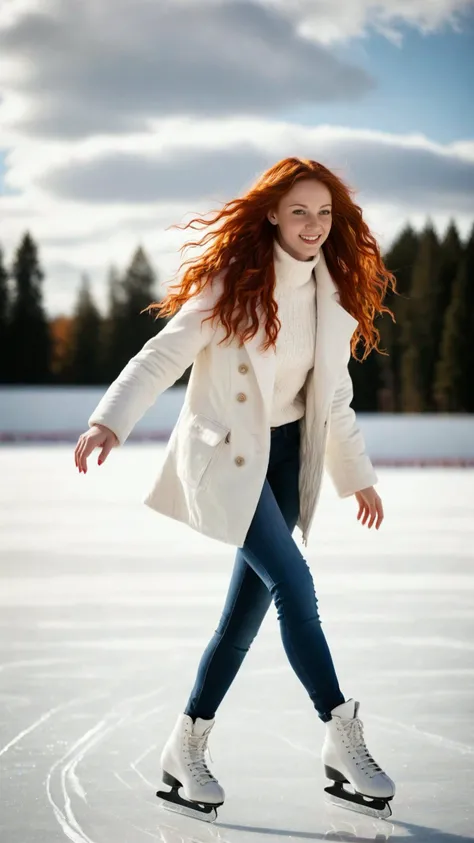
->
[[156, 714, 225, 822], [322, 699, 395, 820]]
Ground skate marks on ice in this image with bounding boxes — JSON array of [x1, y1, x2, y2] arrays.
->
[[2, 644, 467, 841], [1, 682, 169, 843], [370, 713, 474, 758], [1, 451, 474, 842], [44, 690, 175, 843], [0, 691, 96, 758], [43, 696, 177, 843]]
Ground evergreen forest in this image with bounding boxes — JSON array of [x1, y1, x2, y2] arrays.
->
[[1, 219, 473, 413]]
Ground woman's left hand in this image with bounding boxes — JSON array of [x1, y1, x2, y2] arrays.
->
[[354, 487, 384, 530]]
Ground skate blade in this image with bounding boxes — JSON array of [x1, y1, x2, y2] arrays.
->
[[324, 790, 392, 821], [156, 791, 218, 824]]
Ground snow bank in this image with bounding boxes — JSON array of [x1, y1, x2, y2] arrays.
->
[[1, 387, 473, 464]]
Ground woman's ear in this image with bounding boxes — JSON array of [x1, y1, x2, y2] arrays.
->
[[267, 210, 277, 225]]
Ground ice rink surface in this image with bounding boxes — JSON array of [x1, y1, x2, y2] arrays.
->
[[1, 444, 473, 843]]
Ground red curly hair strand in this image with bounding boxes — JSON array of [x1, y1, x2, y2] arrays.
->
[[144, 157, 396, 361]]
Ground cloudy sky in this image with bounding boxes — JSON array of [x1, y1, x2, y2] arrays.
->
[[1, 0, 473, 316]]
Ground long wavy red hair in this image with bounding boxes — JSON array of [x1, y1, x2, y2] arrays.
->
[[144, 157, 396, 361]]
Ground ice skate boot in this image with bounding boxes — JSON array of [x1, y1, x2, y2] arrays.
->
[[156, 714, 225, 822], [322, 699, 395, 820]]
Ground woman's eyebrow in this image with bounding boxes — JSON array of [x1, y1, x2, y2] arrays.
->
[[289, 203, 332, 208]]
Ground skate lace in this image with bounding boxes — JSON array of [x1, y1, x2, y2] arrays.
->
[[186, 732, 216, 786], [341, 717, 383, 779]]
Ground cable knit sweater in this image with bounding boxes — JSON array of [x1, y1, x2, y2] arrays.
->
[[269, 239, 320, 428]]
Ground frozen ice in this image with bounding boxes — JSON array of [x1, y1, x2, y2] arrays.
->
[[1, 444, 473, 842]]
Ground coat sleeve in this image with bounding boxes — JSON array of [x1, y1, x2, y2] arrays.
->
[[88, 285, 219, 445], [324, 364, 378, 497]]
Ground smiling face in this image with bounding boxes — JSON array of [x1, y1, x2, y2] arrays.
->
[[267, 178, 333, 261]]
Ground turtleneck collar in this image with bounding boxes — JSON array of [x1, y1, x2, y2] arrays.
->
[[273, 237, 321, 288]]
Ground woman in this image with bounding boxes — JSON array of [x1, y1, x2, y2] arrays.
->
[[75, 158, 397, 823]]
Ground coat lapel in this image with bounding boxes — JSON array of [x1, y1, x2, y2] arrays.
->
[[243, 309, 276, 417], [313, 248, 359, 403]]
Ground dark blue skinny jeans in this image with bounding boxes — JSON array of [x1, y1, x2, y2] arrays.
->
[[184, 419, 345, 723]]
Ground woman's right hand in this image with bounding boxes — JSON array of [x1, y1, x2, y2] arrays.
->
[[74, 424, 119, 474]]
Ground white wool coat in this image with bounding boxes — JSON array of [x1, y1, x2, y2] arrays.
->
[[89, 249, 378, 547]]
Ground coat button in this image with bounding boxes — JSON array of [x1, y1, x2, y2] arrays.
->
[[238, 364, 248, 374], [235, 456, 245, 466], [236, 392, 247, 402]]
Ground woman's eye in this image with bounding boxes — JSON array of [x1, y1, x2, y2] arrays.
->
[[292, 209, 331, 216]]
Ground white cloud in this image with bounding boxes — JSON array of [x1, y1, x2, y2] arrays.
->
[[2, 120, 473, 316], [0, 0, 472, 315], [263, 0, 474, 45], [32, 122, 474, 212], [1, 0, 471, 141], [0, 0, 374, 141]]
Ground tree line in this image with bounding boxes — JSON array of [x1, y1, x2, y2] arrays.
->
[[0, 219, 473, 412]]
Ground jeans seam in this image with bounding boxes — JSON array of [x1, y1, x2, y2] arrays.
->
[[281, 619, 323, 707], [188, 557, 248, 715]]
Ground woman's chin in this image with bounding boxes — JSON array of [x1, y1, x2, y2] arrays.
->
[[294, 242, 321, 261]]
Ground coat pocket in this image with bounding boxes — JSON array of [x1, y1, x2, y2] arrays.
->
[[177, 413, 230, 489]]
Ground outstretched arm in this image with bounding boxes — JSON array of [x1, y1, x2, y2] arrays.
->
[[88, 285, 219, 445]]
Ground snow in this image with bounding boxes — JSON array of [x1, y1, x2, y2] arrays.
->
[[2, 387, 474, 466], [1, 444, 473, 842]]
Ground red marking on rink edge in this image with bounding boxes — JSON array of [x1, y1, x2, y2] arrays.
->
[[1, 431, 474, 466], [0, 431, 170, 443]]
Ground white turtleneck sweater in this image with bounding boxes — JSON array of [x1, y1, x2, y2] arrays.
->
[[269, 239, 320, 428]]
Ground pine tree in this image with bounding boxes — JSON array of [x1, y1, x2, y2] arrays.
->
[[102, 265, 126, 382], [437, 221, 463, 319], [431, 221, 463, 407], [103, 247, 166, 381], [400, 221, 441, 411], [434, 226, 474, 412], [0, 245, 9, 383], [121, 245, 160, 357], [349, 351, 382, 412], [378, 224, 419, 411], [68, 274, 104, 384], [9, 233, 51, 384]]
